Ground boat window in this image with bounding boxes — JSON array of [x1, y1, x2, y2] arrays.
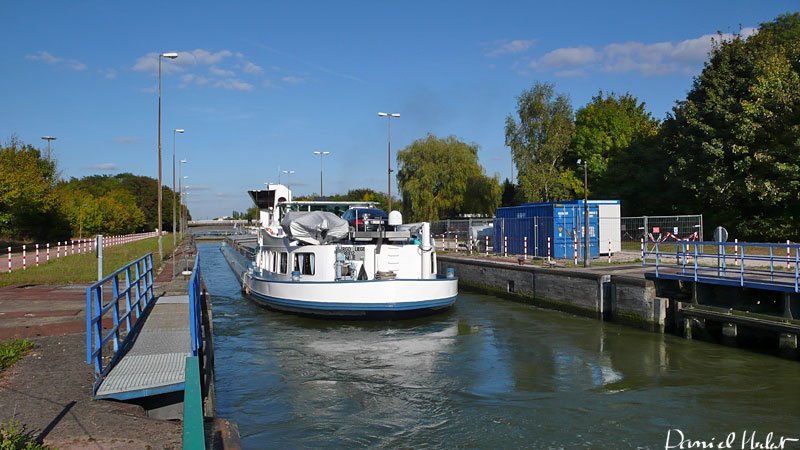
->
[[280, 252, 288, 273], [294, 253, 315, 275], [272, 252, 278, 273]]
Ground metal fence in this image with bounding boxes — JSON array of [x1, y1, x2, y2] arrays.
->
[[430, 214, 703, 260]]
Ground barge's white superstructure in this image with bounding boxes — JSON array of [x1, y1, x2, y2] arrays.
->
[[238, 184, 457, 318]]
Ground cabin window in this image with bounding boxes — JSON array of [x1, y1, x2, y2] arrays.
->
[[280, 252, 288, 273], [271, 252, 278, 273], [294, 253, 315, 275]]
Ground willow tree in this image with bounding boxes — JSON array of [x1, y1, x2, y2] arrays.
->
[[505, 82, 574, 203], [397, 134, 501, 222]]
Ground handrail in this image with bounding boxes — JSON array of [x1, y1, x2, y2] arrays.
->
[[85, 253, 155, 395], [643, 241, 799, 293], [188, 255, 202, 356], [182, 356, 206, 449]]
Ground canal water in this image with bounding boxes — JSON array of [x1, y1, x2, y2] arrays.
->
[[199, 243, 800, 449]]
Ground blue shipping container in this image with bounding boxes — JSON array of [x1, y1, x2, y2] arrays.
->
[[495, 201, 599, 259]]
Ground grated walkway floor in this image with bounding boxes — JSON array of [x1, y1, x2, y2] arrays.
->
[[95, 295, 191, 398]]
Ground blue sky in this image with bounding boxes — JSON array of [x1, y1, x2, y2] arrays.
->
[[2, 1, 795, 218]]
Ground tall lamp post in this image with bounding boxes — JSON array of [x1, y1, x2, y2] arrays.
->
[[378, 112, 400, 211], [179, 159, 188, 237], [577, 159, 590, 267], [172, 128, 185, 246], [41, 136, 56, 161], [282, 170, 295, 194], [313, 151, 330, 196], [157, 51, 178, 261]]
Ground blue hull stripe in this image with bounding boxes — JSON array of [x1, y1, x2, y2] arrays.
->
[[248, 290, 456, 312]]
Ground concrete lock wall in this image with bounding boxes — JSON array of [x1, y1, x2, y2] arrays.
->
[[437, 255, 664, 331]]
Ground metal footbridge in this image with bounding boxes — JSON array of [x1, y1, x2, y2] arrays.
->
[[86, 253, 204, 400], [643, 240, 800, 293]]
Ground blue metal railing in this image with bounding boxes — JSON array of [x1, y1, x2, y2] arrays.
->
[[188, 255, 202, 356], [86, 253, 155, 394], [644, 241, 800, 293]]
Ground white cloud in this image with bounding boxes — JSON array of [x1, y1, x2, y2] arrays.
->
[[281, 75, 305, 85], [242, 61, 264, 75], [214, 79, 253, 91], [26, 51, 87, 71], [100, 68, 118, 80], [88, 163, 118, 171], [209, 66, 235, 77], [525, 28, 759, 77], [136, 49, 265, 92], [533, 46, 601, 69], [485, 39, 536, 57], [132, 49, 235, 73]]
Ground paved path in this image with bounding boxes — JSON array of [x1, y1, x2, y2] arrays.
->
[[0, 244, 196, 449]]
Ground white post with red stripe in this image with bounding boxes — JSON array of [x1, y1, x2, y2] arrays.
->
[[523, 236, 528, 260], [734, 239, 739, 266], [485, 236, 489, 256], [22, 245, 26, 270], [35, 244, 39, 267], [71, 240, 74, 255], [787, 240, 791, 270], [504, 236, 508, 257], [640, 237, 644, 260], [547, 236, 551, 262], [46, 243, 50, 262], [455, 234, 458, 252], [7, 246, 10, 273], [573, 238, 578, 265], [608, 240, 611, 264]]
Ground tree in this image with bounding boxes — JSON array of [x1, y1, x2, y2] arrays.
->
[[500, 178, 520, 207], [397, 134, 501, 222], [662, 13, 800, 240], [568, 92, 660, 198], [0, 136, 70, 241], [505, 82, 575, 203]]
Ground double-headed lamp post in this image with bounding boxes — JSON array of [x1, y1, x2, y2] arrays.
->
[[378, 112, 400, 211], [282, 170, 295, 194], [172, 128, 184, 246], [313, 151, 330, 196], [157, 51, 178, 261], [577, 159, 590, 267], [41, 136, 56, 161]]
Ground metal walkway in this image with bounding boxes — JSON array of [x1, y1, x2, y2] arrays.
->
[[86, 253, 204, 401], [643, 240, 799, 293], [95, 295, 191, 399]]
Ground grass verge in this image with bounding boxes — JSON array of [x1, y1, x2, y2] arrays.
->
[[0, 418, 50, 449], [0, 236, 175, 288], [0, 339, 34, 373]]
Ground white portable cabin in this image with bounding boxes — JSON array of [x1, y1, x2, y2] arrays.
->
[[593, 200, 621, 254]]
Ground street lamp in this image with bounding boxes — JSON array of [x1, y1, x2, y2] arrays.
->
[[313, 151, 331, 196], [282, 170, 295, 192], [179, 159, 188, 238], [172, 128, 185, 246], [41, 136, 56, 160], [577, 159, 590, 267], [378, 112, 400, 211], [157, 51, 178, 261]]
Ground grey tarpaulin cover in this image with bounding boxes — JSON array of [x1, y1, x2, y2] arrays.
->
[[280, 211, 349, 245]]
